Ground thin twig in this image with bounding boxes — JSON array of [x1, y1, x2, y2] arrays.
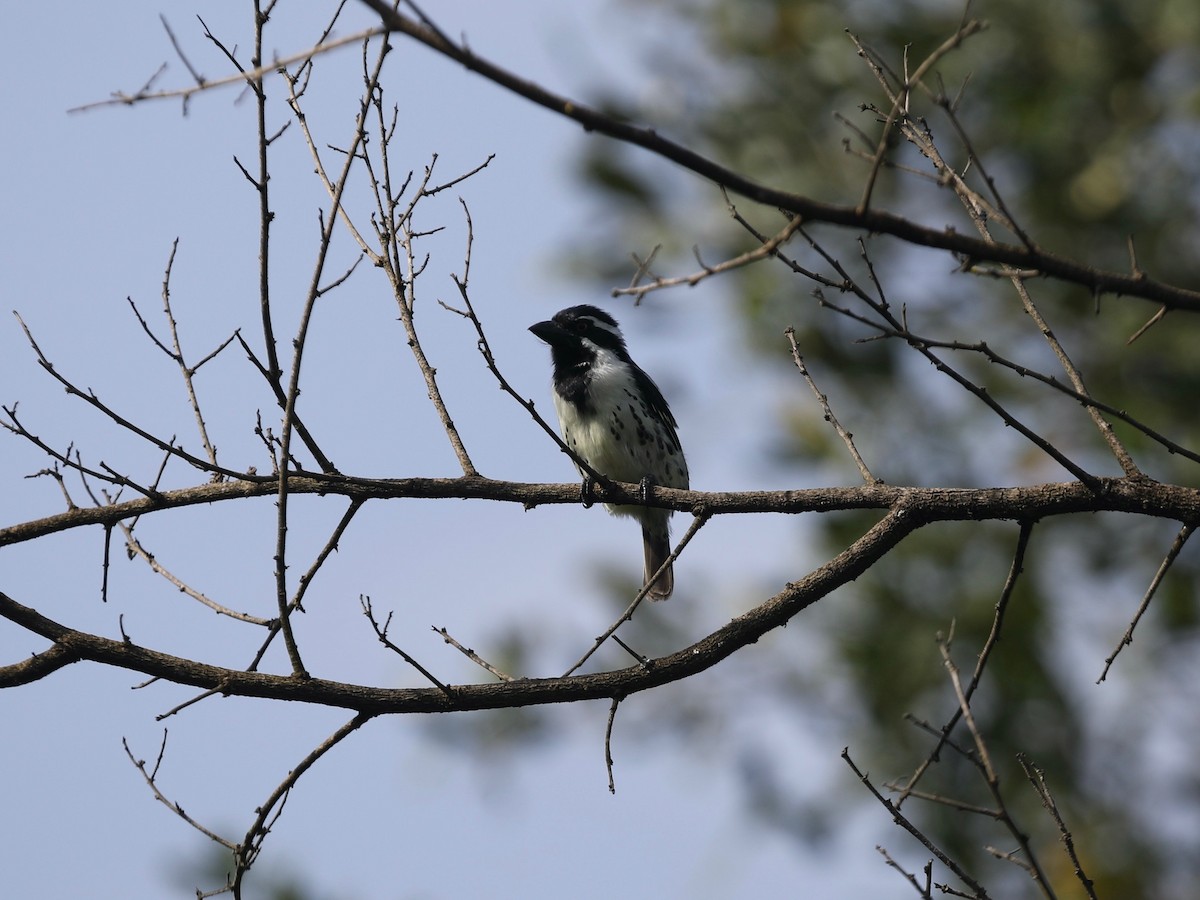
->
[[562, 511, 711, 678], [232, 712, 373, 894], [69, 27, 385, 113], [123, 731, 236, 851], [605, 696, 622, 794], [876, 846, 934, 899], [902, 107, 1140, 477], [893, 786, 1000, 818], [24, 465, 78, 510], [984, 845, 1037, 876], [290, 36, 483, 476], [785, 327, 878, 484], [625, 244, 662, 298], [842, 747, 990, 898], [860, 327, 1200, 466], [1126, 305, 1166, 344], [292, 499, 365, 614], [445, 272, 604, 482], [1018, 754, 1099, 900], [1098, 523, 1194, 683], [433, 626, 515, 682], [121, 526, 274, 625], [10, 312, 247, 482], [390, 162, 480, 475], [156, 687, 223, 722], [850, 18, 989, 212], [359, 1, 1200, 311], [361, 598, 452, 694], [611, 214, 804, 300], [809, 232, 1099, 486], [228, 7, 338, 476], [158, 14, 206, 89], [267, 18, 389, 679], [125, 238, 234, 470], [896, 522, 1032, 804], [724, 201, 1102, 486], [936, 630, 1056, 898]]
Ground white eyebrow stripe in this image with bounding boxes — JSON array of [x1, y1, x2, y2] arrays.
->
[[582, 316, 623, 339]]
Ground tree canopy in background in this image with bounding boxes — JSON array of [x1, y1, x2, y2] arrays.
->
[[566, 0, 1200, 896]]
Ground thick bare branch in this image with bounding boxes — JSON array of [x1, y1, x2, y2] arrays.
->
[[0, 509, 914, 711], [5, 475, 1200, 551], [0, 645, 80, 688], [358, 0, 1200, 313]]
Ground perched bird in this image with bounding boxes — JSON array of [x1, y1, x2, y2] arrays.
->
[[529, 305, 688, 599]]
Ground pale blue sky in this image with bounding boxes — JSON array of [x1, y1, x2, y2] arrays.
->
[[1, 3, 909, 898]]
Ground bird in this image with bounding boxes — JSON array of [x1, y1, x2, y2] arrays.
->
[[529, 304, 688, 600]]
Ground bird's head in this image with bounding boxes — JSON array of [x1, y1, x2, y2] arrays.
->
[[529, 305, 629, 363]]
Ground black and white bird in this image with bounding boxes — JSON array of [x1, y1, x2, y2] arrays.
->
[[530, 305, 688, 600]]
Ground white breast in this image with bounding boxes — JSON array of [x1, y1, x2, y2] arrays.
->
[[553, 346, 688, 492]]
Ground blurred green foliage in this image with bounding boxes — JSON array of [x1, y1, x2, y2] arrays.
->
[[555, 0, 1200, 895]]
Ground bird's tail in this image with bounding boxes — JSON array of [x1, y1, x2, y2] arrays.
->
[[642, 524, 674, 600]]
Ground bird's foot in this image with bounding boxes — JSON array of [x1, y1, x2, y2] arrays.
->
[[639, 474, 656, 505], [580, 475, 596, 508]]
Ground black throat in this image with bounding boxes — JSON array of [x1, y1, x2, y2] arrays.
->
[[550, 342, 599, 415]]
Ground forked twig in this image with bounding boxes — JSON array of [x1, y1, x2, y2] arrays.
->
[[935, 629, 1056, 898], [849, 17, 989, 212], [895, 522, 1032, 804], [361, 597, 452, 694], [360, 0, 1200, 311], [290, 38, 485, 477], [232, 712, 373, 894], [69, 27, 385, 113], [265, 13, 390, 679], [876, 846, 934, 899], [859, 326, 1200, 466], [903, 105, 1140, 478], [124, 731, 236, 851], [611, 214, 804, 300], [10, 312, 247, 482], [843, 747, 990, 899], [126, 237, 237, 471]]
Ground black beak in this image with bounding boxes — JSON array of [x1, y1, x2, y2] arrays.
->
[[529, 319, 570, 346]]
